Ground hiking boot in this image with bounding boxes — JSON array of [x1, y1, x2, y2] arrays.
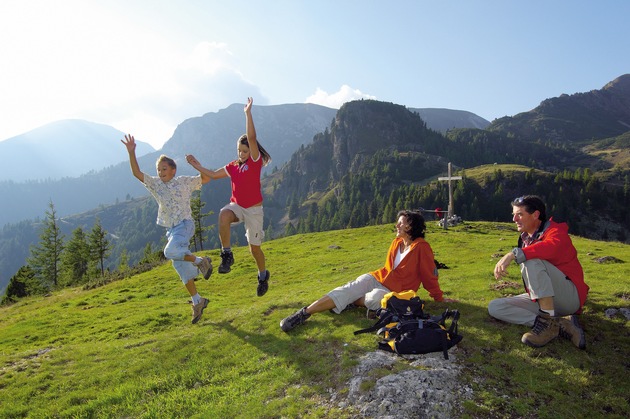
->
[[191, 297, 209, 324], [257, 270, 270, 297], [280, 307, 311, 332], [197, 256, 213, 280], [521, 312, 560, 347], [218, 251, 234, 274], [559, 315, 586, 349]]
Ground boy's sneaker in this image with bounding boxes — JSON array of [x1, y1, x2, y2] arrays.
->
[[197, 257, 213, 279], [280, 307, 311, 332], [218, 251, 234, 274], [521, 311, 559, 347], [559, 314, 586, 349], [191, 297, 209, 324], [257, 270, 270, 297]]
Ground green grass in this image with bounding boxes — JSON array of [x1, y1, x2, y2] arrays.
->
[[1, 222, 629, 418]]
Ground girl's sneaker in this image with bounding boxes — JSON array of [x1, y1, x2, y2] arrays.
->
[[218, 251, 234, 273], [257, 270, 270, 297]]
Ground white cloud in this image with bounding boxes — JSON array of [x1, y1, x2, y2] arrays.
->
[[305, 85, 377, 109], [0, 2, 264, 150], [109, 42, 265, 148]]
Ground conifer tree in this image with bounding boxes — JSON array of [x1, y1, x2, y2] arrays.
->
[[1, 266, 41, 304], [27, 201, 64, 289], [61, 227, 90, 285], [119, 249, 130, 276], [88, 218, 111, 277], [190, 191, 212, 251]]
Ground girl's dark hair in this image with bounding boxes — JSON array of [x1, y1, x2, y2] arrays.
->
[[397, 210, 427, 240], [512, 195, 547, 223], [239, 135, 272, 166]]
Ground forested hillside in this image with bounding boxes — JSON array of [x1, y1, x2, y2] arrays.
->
[[262, 99, 629, 242], [2, 75, 630, 297]]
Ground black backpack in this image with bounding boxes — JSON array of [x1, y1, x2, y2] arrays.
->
[[354, 291, 463, 360]]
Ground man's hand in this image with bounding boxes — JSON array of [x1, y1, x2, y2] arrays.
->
[[494, 252, 515, 279]]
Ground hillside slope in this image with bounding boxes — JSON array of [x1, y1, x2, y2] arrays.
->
[[1, 222, 628, 417]]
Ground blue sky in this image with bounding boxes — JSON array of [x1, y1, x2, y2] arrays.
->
[[1, 0, 628, 149]]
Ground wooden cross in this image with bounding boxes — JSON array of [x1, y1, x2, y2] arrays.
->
[[437, 162, 462, 228]]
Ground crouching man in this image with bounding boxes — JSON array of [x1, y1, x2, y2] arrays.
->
[[489, 195, 589, 349]]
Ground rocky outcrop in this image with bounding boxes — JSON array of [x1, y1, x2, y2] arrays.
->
[[332, 350, 473, 418]]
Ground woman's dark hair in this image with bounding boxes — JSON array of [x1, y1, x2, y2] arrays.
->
[[512, 195, 547, 223], [397, 210, 427, 240], [238, 135, 272, 166]]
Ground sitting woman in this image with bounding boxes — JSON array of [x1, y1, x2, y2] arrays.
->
[[280, 210, 457, 332]]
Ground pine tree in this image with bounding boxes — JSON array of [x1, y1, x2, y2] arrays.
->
[[190, 191, 213, 251], [27, 201, 65, 289], [88, 218, 111, 277], [119, 249, 130, 276], [1, 266, 41, 304], [61, 227, 90, 285]]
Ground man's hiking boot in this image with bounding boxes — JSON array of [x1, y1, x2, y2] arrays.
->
[[559, 314, 586, 349], [280, 307, 311, 332], [191, 297, 209, 324], [197, 257, 213, 279], [218, 251, 234, 274], [521, 311, 560, 347], [257, 270, 270, 297]]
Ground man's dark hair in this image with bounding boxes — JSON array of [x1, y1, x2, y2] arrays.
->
[[397, 210, 427, 240], [512, 195, 547, 223]]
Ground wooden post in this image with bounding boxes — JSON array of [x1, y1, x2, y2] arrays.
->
[[437, 162, 462, 229]]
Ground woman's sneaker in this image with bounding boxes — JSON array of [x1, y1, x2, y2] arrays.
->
[[280, 307, 311, 332]]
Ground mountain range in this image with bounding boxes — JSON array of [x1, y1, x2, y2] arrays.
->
[[0, 106, 489, 228], [0, 120, 155, 182], [1, 74, 629, 295]]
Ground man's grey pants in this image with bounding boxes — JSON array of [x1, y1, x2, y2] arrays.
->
[[488, 259, 580, 326]]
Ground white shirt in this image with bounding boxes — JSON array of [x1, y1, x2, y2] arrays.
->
[[393, 245, 411, 269], [143, 173, 202, 228]]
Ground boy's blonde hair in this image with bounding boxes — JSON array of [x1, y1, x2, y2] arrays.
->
[[156, 155, 177, 169]]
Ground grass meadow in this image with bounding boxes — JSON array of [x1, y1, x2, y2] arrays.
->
[[0, 221, 628, 418]]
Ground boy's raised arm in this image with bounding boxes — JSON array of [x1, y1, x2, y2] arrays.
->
[[121, 134, 144, 182]]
